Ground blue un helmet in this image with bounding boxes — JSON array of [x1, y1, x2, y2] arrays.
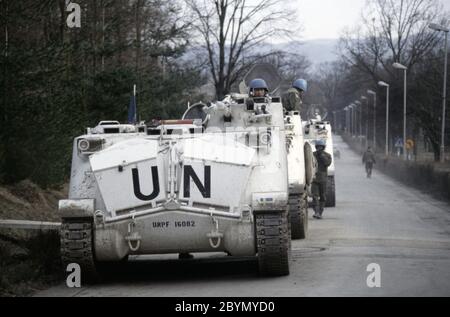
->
[[315, 139, 326, 148], [249, 78, 269, 97], [293, 79, 308, 92]]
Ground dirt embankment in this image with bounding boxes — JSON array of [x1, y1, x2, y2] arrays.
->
[[0, 180, 68, 297], [0, 180, 68, 222]]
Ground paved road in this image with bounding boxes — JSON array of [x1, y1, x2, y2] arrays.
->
[[37, 136, 450, 297]]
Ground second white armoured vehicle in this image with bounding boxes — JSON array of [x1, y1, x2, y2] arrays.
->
[[284, 111, 315, 239]]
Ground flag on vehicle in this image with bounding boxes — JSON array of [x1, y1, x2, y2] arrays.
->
[[128, 85, 137, 124]]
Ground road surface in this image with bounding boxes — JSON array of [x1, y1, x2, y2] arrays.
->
[[37, 136, 450, 297]]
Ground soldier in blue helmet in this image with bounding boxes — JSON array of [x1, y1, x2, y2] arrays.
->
[[285, 78, 308, 111], [248, 78, 269, 97], [312, 139, 332, 219]]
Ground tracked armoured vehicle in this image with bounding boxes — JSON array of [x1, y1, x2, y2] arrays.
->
[[240, 64, 315, 239], [59, 92, 291, 280], [284, 111, 315, 239]]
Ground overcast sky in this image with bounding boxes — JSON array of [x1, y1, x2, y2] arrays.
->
[[296, 0, 450, 40]]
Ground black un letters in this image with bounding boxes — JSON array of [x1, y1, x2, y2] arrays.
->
[[132, 165, 211, 201]]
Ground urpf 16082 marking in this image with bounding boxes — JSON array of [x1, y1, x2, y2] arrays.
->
[[152, 221, 196, 229]]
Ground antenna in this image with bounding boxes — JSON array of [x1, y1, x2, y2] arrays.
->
[[133, 84, 137, 123]]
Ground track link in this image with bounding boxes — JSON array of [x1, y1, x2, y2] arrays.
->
[[60, 219, 99, 283], [255, 212, 290, 276]]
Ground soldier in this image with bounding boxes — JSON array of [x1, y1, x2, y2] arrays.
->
[[248, 78, 269, 97], [362, 146, 376, 178], [284, 78, 308, 111], [312, 139, 332, 219]]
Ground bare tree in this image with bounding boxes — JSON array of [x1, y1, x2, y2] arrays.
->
[[339, 0, 444, 80], [336, 0, 450, 161], [186, 0, 297, 99], [272, 51, 310, 82]]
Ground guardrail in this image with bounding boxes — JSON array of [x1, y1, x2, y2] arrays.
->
[[0, 219, 61, 231]]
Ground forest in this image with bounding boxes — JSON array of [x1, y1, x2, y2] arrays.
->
[[1, 0, 449, 188]]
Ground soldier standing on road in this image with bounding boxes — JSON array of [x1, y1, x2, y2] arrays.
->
[[312, 139, 332, 219], [362, 147, 376, 178], [284, 78, 307, 111]]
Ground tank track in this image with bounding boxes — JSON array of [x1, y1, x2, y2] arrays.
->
[[60, 219, 99, 282], [289, 194, 308, 239], [255, 212, 290, 276], [325, 176, 336, 207]]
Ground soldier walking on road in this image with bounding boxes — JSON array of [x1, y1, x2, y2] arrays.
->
[[362, 147, 376, 178], [312, 139, 332, 219]]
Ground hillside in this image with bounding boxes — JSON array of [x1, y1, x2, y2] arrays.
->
[[0, 180, 67, 222]]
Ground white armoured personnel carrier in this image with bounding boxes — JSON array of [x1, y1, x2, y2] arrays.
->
[[303, 117, 336, 207], [284, 111, 315, 239], [59, 94, 292, 280]]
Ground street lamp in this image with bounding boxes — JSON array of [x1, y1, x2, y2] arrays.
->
[[429, 22, 449, 163], [338, 110, 343, 132], [348, 104, 354, 136], [393, 62, 408, 160], [367, 89, 377, 151], [361, 96, 369, 150], [355, 100, 363, 151], [332, 111, 336, 131], [378, 81, 390, 157], [350, 103, 357, 137], [344, 107, 349, 133]]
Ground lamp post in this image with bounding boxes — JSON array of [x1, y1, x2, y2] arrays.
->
[[348, 104, 354, 137], [348, 105, 352, 136], [361, 96, 369, 150], [332, 111, 336, 132], [344, 106, 350, 134], [352, 104, 357, 137], [429, 22, 449, 163], [344, 107, 349, 133], [367, 90, 377, 151], [378, 81, 390, 157], [355, 100, 363, 151], [393, 62, 408, 160]]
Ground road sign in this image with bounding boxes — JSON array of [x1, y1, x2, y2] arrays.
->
[[395, 138, 403, 148]]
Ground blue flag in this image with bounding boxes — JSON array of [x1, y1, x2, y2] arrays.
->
[[128, 94, 137, 124]]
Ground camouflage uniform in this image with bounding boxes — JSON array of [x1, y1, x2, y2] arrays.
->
[[362, 149, 376, 178], [284, 87, 303, 111], [312, 149, 332, 216]]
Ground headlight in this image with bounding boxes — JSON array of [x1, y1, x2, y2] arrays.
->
[[260, 132, 271, 145], [77, 138, 104, 153], [78, 139, 90, 151]]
